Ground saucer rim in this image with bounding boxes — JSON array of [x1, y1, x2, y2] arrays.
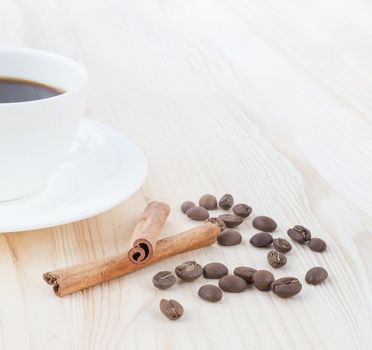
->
[[0, 118, 148, 233]]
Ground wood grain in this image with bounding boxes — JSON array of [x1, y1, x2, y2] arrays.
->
[[0, 0, 371, 349]]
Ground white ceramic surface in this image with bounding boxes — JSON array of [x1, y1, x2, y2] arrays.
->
[[0, 118, 147, 232], [0, 47, 88, 201]]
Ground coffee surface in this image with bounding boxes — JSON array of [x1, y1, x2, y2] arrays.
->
[[0, 77, 63, 103]]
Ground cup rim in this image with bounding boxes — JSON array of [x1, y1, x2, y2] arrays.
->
[[0, 46, 88, 106]]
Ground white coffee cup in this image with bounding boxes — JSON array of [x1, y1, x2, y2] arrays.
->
[[0, 47, 88, 201]]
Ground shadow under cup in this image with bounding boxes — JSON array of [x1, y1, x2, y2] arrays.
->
[[0, 48, 88, 202]]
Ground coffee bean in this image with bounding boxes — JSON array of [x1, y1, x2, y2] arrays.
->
[[232, 204, 252, 218], [233, 266, 256, 284], [203, 262, 228, 279], [199, 194, 217, 210], [273, 238, 292, 253], [287, 225, 311, 243], [272, 277, 302, 298], [198, 285, 223, 302], [267, 250, 287, 268], [217, 229, 242, 246], [250, 232, 273, 247], [219, 194, 234, 210], [175, 261, 203, 282], [181, 201, 195, 214], [186, 206, 209, 221], [208, 217, 226, 231], [308, 238, 327, 252], [252, 270, 275, 291], [252, 216, 277, 232], [218, 214, 244, 228], [218, 275, 248, 293], [152, 271, 176, 290], [159, 299, 183, 320], [305, 267, 328, 285]]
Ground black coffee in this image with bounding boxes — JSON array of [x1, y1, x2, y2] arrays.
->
[[0, 77, 63, 103]]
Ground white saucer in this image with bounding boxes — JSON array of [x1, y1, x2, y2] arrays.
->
[[0, 119, 147, 233]]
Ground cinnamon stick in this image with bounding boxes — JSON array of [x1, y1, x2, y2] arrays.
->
[[43, 221, 221, 297], [128, 201, 170, 264]]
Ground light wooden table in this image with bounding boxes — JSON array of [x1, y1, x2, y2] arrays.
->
[[1, 0, 372, 349]]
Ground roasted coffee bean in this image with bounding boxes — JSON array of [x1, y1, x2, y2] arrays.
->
[[181, 201, 195, 214], [267, 250, 287, 268], [250, 232, 273, 247], [287, 225, 311, 243], [308, 238, 327, 252], [218, 214, 244, 228], [199, 194, 218, 210], [272, 277, 302, 298], [175, 261, 203, 282], [198, 285, 223, 302], [232, 203, 252, 218], [186, 206, 209, 221], [252, 270, 275, 291], [219, 194, 234, 210], [273, 238, 292, 253], [152, 271, 176, 290], [218, 275, 248, 293], [233, 266, 256, 284], [305, 267, 328, 285], [217, 229, 242, 246], [159, 299, 183, 320], [203, 262, 228, 279], [208, 217, 226, 231], [252, 216, 277, 232]]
